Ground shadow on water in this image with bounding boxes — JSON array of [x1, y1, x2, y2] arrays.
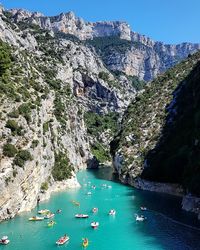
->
[[88, 168, 200, 250], [132, 189, 200, 250], [88, 167, 120, 182]]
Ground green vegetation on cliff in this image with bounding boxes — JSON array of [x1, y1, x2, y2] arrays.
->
[[3, 143, 17, 157], [5, 119, 23, 135], [52, 152, 74, 181], [84, 111, 118, 136], [91, 142, 111, 163], [0, 40, 11, 76], [14, 150, 32, 168], [84, 111, 119, 163], [142, 61, 200, 196], [113, 51, 200, 195], [87, 36, 139, 55]]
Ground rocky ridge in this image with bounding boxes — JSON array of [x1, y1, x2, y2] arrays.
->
[[5, 7, 200, 81]]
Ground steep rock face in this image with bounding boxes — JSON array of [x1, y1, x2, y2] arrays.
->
[[0, 10, 136, 221], [6, 8, 200, 81], [111, 51, 200, 218], [142, 61, 200, 196], [90, 36, 200, 81], [112, 51, 200, 186]]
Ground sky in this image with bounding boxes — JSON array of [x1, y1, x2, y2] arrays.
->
[[1, 0, 200, 44]]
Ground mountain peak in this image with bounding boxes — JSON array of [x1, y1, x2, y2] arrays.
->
[[9, 8, 44, 18]]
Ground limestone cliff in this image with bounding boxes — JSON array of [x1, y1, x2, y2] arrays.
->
[[5, 8, 200, 81], [0, 8, 135, 221]]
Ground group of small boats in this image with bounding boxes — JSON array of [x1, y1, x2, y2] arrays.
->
[[1, 209, 59, 246], [84, 183, 112, 189], [2, 180, 148, 247], [101, 184, 112, 189], [75, 208, 116, 230], [29, 209, 55, 222], [135, 214, 146, 221], [75, 208, 116, 218], [55, 235, 89, 247], [135, 206, 148, 222]]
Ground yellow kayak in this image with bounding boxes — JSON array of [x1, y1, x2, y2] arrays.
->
[[82, 238, 89, 248], [29, 216, 44, 221], [47, 221, 56, 227]]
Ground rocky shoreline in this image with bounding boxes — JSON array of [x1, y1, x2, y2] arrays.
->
[[133, 177, 184, 196], [182, 195, 200, 220], [0, 175, 80, 222], [38, 175, 81, 204]]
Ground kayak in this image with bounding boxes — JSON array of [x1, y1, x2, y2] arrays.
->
[[91, 222, 99, 229], [44, 213, 55, 219], [109, 209, 116, 216], [29, 216, 44, 221], [75, 214, 89, 218], [47, 221, 56, 227], [92, 207, 98, 213], [135, 215, 146, 221], [38, 209, 50, 214], [82, 238, 89, 248], [56, 235, 69, 245], [0, 236, 10, 245]]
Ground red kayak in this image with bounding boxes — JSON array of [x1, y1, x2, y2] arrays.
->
[[56, 235, 69, 245]]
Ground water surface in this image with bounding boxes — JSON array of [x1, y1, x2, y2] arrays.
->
[[0, 168, 200, 250]]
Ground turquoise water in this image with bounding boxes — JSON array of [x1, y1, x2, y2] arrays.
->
[[0, 168, 200, 250]]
